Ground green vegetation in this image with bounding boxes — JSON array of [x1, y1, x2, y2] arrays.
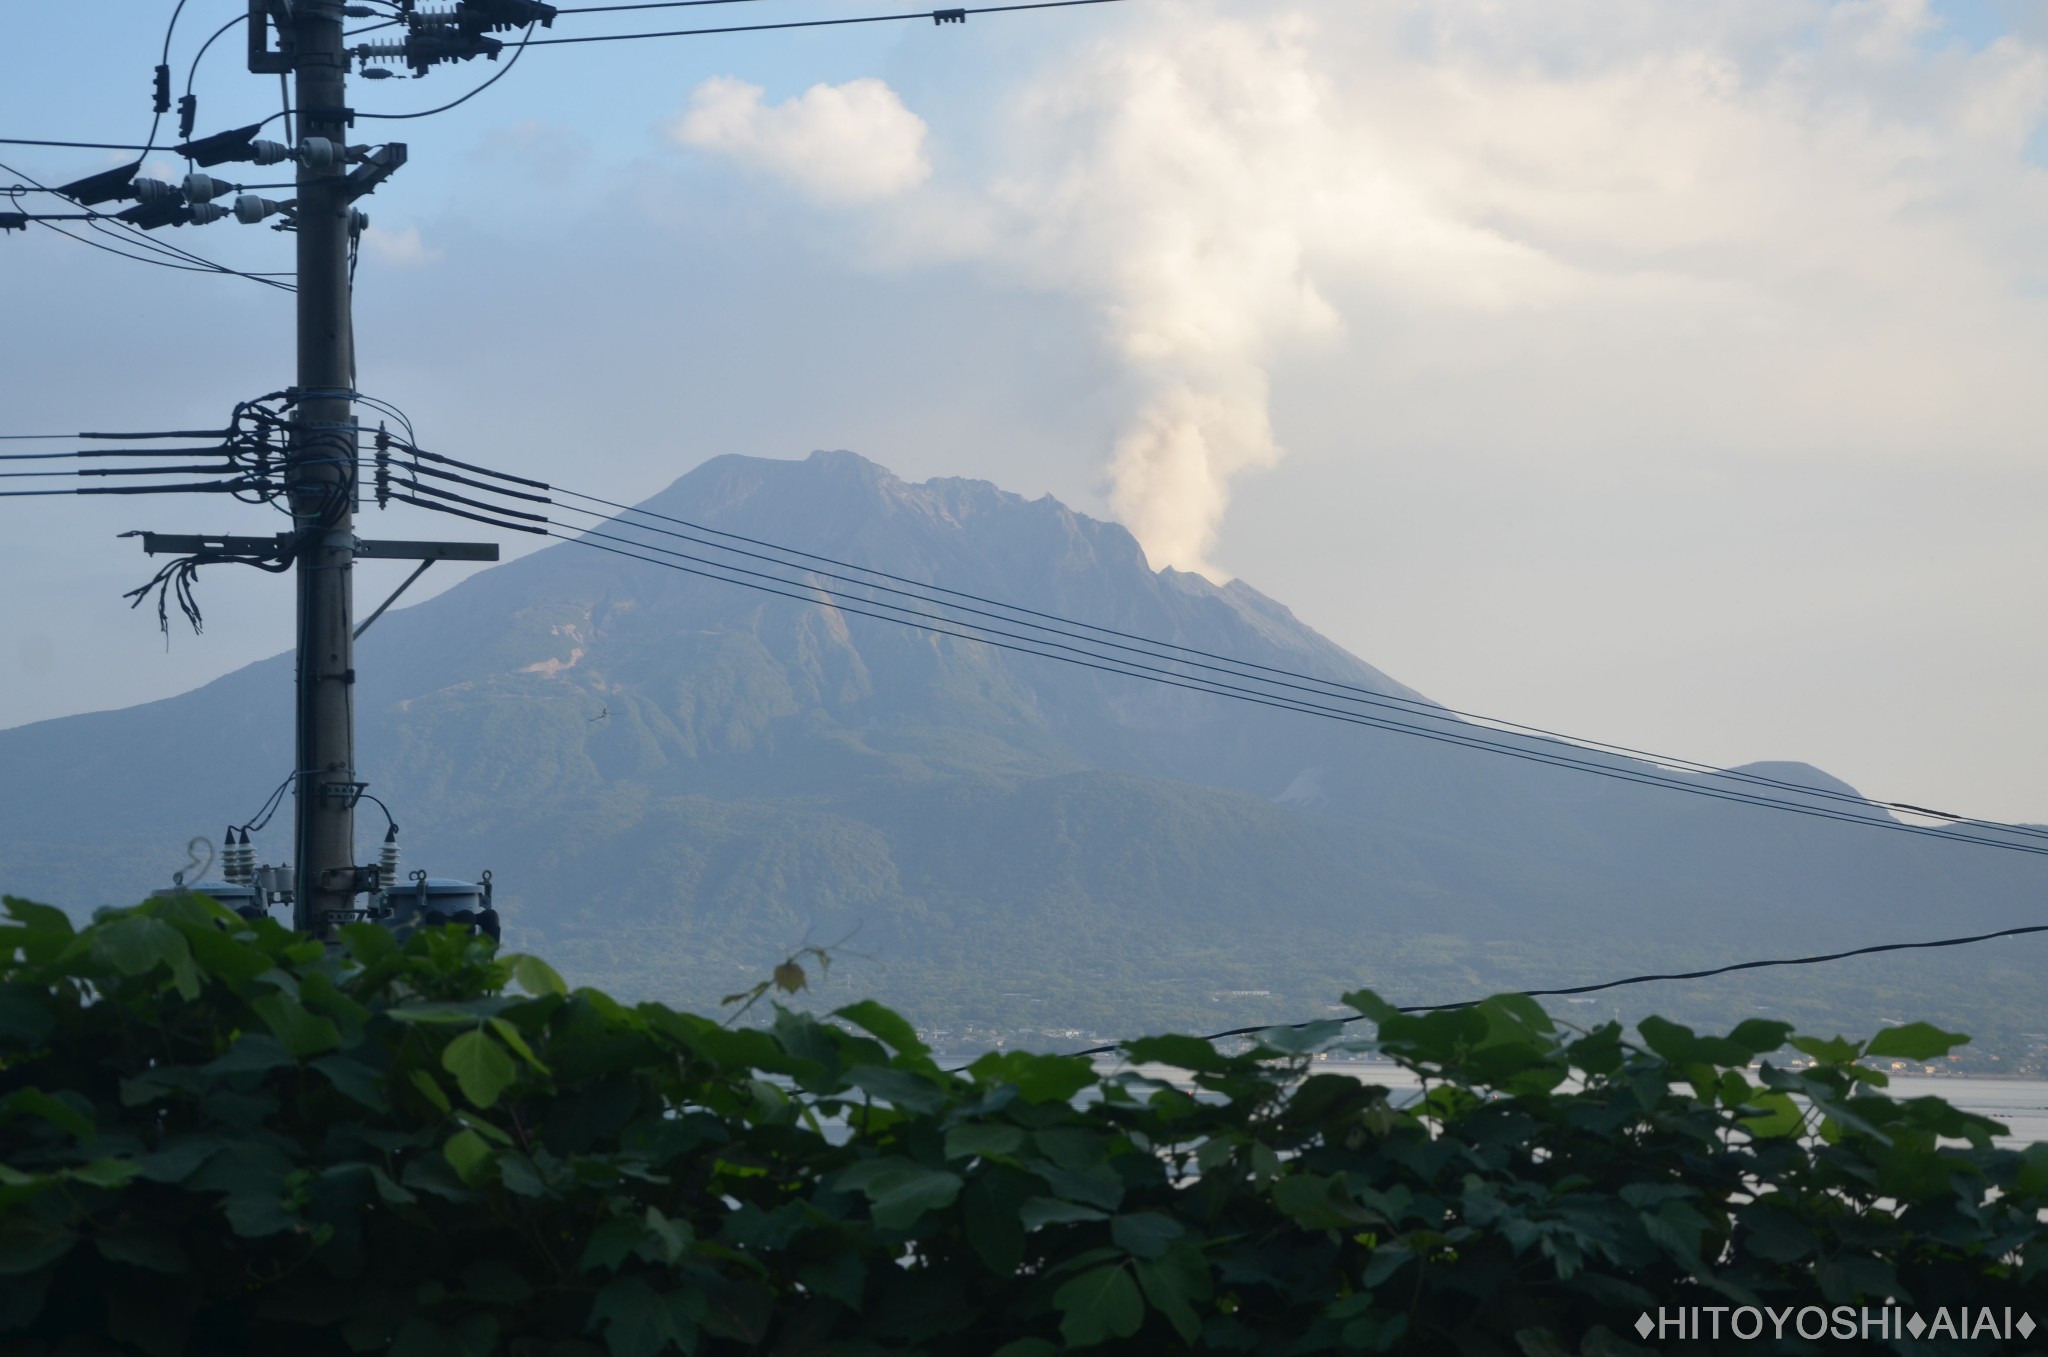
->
[[3, 893, 2044, 1354]]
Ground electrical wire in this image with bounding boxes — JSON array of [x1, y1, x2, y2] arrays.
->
[[139, 0, 194, 158], [380, 472, 2048, 861], [387, 457, 2048, 848], [0, 463, 238, 478], [358, 439, 2048, 858], [514, 483, 2046, 844], [239, 772, 296, 835], [183, 13, 248, 108], [0, 138, 157, 150], [522, 0, 1129, 46], [555, 0, 793, 10], [0, 447, 243, 461], [0, 478, 264, 499], [0, 203, 293, 275], [14, 215, 274, 283], [1057, 921, 2048, 1061], [532, 520, 2048, 857], [0, 156, 295, 292]]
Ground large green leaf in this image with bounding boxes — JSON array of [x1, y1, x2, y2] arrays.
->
[[1637, 1016, 1788, 1069], [1738, 1091, 1804, 1140], [91, 916, 199, 998], [509, 953, 568, 997], [1021, 1196, 1109, 1229], [1111, 1212, 1183, 1260], [0, 985, 55, 1046], [1134, 1250, 1209, 1344], [0, 1218, 76, 1276], [993, 1342, 1058, 1357], [173, 918, 271, 984], [250, 993, 341, 1059], [93, 1221, 189, 1275], [964, 1170, 1028, 1276], [579, 1216, 647, 1273], [1055, 1264, 1144, 1348], [834, 1157, 963, 1231], [203, 1034, 295, 1078], [3, 1088, 94, 1140], [834, 999, 930, 1059], [442, 1029, 517, 1109], [1865, 1022, 1968, 1061], [310, 1054, 389, 1111], [968, 1049, 1097, 1103], [2, 897, 74, 936], [846, 1064, 947, 1115], [443, 1128, 496, 1184], [590, 1277, 689, 1357], [1122, 1034, 1236, 1074], [945, 1123, 1026, 1162]]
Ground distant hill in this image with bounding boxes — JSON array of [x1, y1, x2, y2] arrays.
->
[[3, 451, 2043, 1064]]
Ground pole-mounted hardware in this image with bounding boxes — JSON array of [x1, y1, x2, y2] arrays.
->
[[55, 162, 145, 206], [353, 0, 556, 75], [247, 0, 298, 75], [345, 144, 407, 201], [135, 532, 498, 562]]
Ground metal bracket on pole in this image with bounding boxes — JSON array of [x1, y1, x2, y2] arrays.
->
[[354, 559, 433, 640], [247, 0, 297, 73], [135, 531, 289, 556], [319, 780, 368, 808], [350, 539, 499, 639], [133, 533, 497, 561], [344, 144, 407, 201], [354, 539, 499, 561]]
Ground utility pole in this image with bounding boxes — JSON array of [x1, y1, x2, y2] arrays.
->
[[290, 1, 359, 936]]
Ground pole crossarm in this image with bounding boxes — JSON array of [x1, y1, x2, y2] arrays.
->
[[137, 533, 497, 561], [355, 538, 498, 561], [138, 532, 290, 556]]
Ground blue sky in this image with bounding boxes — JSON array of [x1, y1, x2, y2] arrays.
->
[[6, 0, 2048, 825]]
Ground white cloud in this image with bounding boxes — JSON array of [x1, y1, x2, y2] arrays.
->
[[669, 76, 931, 204], [360, 223, 440, 268]]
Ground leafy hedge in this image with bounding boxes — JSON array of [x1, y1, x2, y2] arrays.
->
[[1, 893, 2044, 1355]]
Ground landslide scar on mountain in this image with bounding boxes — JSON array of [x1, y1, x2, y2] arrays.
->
[[523, 648, 587, 678]]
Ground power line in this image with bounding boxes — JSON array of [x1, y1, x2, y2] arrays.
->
[[554, 487, 2044, 839], [373, 468, 2048, 860], [364, 439, 2048, 854], [13, 215, 282, 287], [557, 0, 784, 11], [508, 482, 2048, 844], [1058, 922, 2048, 1061], [139, 0, 195, 159], [0, 157, 295, 292], [366, 445, 2048, 853], [546, 522, 2048, 856], [185, 14, 248, 103], [520, 0, 1129, 47], [0, 429, 234, 442], [0, 138, 156, 150]]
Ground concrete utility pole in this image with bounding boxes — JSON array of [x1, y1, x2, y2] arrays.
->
[[289, 1, 358, 935]]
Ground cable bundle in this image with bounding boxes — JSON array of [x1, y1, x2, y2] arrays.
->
[[353, 423, 2048, 863]]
